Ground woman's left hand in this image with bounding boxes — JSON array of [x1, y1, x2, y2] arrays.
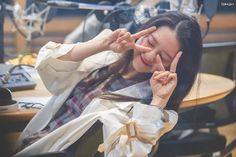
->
[[150, 51, 182, 108]]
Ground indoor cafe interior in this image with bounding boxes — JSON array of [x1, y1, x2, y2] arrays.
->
[[0, 0, 235, 157]]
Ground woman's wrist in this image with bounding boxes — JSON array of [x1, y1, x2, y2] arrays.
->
[[150, 97, 169, 122], [89, 31, 112, 52], [89, 38, 108, 52], [151, 96, 168, 109], [66, 38, 107, 62]]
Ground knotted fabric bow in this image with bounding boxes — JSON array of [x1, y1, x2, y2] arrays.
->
[[95, 102, 177, 157]]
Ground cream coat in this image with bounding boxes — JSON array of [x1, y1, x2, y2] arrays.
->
[[14, 30, 178, 157]]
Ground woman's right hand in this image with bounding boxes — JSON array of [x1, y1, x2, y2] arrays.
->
[[59, 27, 156, 62], [150, 51, 182, 109], [105, 27, 156, 53]]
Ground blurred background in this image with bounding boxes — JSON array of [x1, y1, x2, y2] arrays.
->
[[1, 0, 236, 157]]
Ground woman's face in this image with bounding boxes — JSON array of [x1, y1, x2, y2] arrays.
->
[[132, 26, 181, 73]]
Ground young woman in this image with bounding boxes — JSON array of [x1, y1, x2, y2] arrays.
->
[[15, 11, 202, 157]]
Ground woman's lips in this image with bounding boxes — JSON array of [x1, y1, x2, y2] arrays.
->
[[140, 54, 152, 67]]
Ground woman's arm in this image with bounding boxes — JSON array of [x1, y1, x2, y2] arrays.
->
[[59, 31, 109, 62], [59, 27, 156, 62]]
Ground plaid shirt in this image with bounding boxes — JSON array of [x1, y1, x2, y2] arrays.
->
[[21, 67, 137, 149]]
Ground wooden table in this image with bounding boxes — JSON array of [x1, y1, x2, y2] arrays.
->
[[0, 73, 235, 127], [181, 73, 235, 108]]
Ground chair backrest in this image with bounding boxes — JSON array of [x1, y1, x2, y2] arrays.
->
[[176, 49, 236, 129], [202, 50, 236, 127]]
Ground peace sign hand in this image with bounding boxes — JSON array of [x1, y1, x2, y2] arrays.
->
[[106, 27, 156, 53], [150, 51, 182, 109]]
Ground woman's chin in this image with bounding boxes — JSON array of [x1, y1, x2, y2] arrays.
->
[[132, 60, 149, 72], [133, 65, 148, 73], [132, 63, 141, 73]]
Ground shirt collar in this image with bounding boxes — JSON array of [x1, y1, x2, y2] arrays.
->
[[111, 80, 152, 100]]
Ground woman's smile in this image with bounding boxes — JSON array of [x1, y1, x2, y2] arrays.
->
[[140, 54, 152, 67]]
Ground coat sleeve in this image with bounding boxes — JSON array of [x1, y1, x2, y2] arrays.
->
[[35, 41, 84, 95], [100, 102, 178, 157], [35, 29, 121, 95]]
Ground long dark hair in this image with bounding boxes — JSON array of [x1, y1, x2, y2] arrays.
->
[[138, 12, 202, 111], [84, 11, 202, 111]]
